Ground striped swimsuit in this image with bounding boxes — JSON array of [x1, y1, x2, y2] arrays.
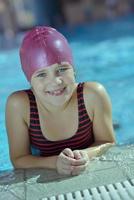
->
[[25, 82, 94, 156]]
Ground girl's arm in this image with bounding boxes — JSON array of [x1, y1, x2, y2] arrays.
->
[[81, 82, 116, 159], [81, 142, 115, 159], [5, 91, 58, 169]]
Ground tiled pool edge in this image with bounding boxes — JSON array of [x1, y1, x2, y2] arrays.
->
[[0, 145, 134, 199]]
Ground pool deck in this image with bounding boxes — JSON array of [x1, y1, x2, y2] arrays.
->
[[0, 144, 134, 200]]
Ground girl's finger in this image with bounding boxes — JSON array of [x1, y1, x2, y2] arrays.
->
[[62, 164, 74, 171], [62, 148, 74, 158], [60, 152, 76, 165], [73, 150, 82, 160]]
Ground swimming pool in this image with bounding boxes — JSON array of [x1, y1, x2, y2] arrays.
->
[[0, 14, 134, 171]]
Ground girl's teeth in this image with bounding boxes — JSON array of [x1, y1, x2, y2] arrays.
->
[[48, 88, 65, 96]]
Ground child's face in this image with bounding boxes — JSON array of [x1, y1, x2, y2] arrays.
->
[[30, 62, 76, 107]]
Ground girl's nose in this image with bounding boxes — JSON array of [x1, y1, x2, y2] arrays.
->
[[49, 76, 63, 86]]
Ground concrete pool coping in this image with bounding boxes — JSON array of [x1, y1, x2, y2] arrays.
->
[[0, 144, 134, 200]]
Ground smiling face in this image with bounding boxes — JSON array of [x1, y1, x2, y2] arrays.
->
[[30, 62, 77, 109]]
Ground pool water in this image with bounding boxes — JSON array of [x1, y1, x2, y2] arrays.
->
[[0, 14, 134, 171]]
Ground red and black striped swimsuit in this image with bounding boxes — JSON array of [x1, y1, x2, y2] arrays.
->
[[25, 82, 94, 156]]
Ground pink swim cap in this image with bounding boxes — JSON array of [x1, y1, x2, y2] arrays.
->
[[20, 26, 73, 81]]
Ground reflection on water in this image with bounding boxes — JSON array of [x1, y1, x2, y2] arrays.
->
[[0, 170, 15, 184], [99, 144, 134, 161], [96, 144, 134, 178]]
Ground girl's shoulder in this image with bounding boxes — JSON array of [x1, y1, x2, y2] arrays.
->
[[7, 90, 29, 106], [83, 81, 110, 109], [84, 81, 106, 94], [6, 90, 29, 122], [83, 81, 109, 100]]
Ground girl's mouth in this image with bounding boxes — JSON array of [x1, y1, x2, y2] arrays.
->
[[46, 87, 66, 96]]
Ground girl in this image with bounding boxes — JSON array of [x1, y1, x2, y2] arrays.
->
[[5, 26, 115, 176]]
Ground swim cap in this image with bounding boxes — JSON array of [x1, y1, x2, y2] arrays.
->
[[20, 26, 73, 81]]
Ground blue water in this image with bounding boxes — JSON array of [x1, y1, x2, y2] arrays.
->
[[0, 14, 134, 171]]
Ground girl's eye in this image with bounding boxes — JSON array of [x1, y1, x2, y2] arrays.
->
[[37, 73, 47, 77], [58, 68, 68, 73]]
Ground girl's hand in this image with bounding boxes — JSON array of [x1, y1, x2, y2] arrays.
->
[[56, 148, 75, 175], [56, 148, 87, 175], [71, 150, 89, 176]]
